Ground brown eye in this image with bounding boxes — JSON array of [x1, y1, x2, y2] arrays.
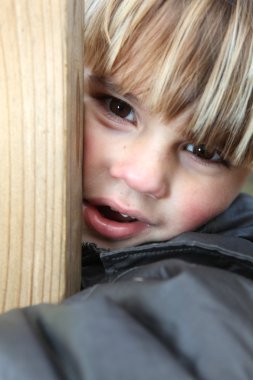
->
[[193, 144, 215, 160], [185, 143, 223, 162], [105, 97, 136, 122]]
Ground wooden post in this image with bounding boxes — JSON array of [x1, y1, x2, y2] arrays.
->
[[0, 0, 84, 312]]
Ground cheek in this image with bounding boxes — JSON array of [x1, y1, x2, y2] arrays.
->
[[83, 118, 108, 172], [83, 129, 97, 168], [172, 168, 249, 234], [177, 190, 233, 231], [83, 126, 110, 196]]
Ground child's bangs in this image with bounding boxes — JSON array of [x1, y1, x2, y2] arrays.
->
[[85, 0, 253, 168]]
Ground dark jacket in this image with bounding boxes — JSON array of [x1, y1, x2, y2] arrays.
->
[[0, 194, 253, 380]]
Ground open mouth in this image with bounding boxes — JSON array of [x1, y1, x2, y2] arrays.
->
[[97, 205, 138, 223], [83, 199, 150, 241]]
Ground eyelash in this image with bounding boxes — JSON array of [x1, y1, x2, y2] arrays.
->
[[95, 94, 137, 125]]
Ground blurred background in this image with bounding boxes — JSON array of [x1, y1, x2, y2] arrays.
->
[[242, 173, 253, 195]]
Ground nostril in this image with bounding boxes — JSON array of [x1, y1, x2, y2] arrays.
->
[[145, 183, 168, 199]]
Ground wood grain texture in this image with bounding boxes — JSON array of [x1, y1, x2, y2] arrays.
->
[[0, 0, 84, 312]]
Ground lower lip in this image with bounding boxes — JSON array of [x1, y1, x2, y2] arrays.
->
[[83, 203, 150, 241]]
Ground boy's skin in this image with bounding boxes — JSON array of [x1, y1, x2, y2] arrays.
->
[[82, 73, 250, 250]]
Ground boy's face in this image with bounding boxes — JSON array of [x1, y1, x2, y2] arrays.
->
[[83, 73, 249, 249]]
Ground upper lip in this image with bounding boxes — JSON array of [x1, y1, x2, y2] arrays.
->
[[84, 197, 152, 225]]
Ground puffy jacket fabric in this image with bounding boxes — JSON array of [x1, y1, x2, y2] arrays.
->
[[0, 194, 253, 380]]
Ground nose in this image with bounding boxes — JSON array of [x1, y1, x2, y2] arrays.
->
[[110, 142, 169, 199]]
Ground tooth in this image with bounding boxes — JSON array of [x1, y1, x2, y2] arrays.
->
[[110, 207, 131, 218], [121, 213, 130, 218], [108, 206, 136, 220]]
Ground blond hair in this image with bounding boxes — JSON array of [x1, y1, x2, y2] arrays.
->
[[85, 0, 253, 168]]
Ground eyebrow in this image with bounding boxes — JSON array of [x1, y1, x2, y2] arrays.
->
[[89, 75, 120, 93], [88, 75, 139, 104]]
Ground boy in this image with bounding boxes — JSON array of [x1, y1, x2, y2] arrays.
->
[[83, 0, 253, 250], [0, 2, 253, 379]]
